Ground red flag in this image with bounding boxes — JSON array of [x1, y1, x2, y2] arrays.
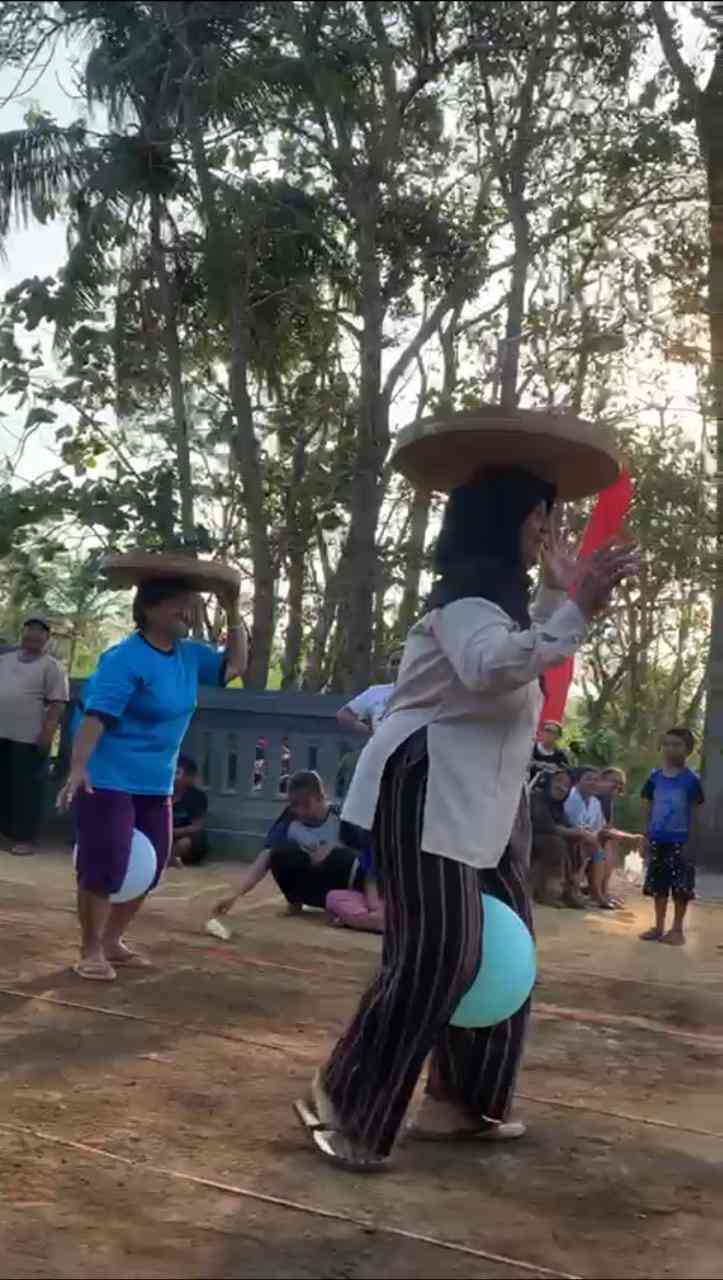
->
[[540, 469, 633, 726]]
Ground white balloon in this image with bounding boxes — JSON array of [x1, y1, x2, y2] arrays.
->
[[73, 828, 158, 903]]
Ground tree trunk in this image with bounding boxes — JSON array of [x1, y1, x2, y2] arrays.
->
[[694, 48, 723, 868], [281, 434, 307, 690], [184, 93, 276, 689], [334, 215, 388, 692], [397, 489, 431, 635], [148, 195, 195, 547], [302, 532, 339, 691], [499, 208, 530, 408], [228, 293, 276, 689]]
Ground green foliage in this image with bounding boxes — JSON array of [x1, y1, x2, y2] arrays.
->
[[0, 0, 714, 709]]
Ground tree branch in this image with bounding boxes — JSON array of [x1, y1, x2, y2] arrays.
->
[[651, 4, 700, 112]]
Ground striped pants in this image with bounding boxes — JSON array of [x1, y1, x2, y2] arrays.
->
[[323, 731, 532, 1158]]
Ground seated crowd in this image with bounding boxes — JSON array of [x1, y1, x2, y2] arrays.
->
[[184, 715, 694, 938], [529, 720, 642, 911]]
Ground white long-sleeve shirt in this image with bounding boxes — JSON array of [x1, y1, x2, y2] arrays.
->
[[342, 587, 587, 869]]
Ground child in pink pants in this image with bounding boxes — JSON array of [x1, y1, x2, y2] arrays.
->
[[326, 847, 383, 933]]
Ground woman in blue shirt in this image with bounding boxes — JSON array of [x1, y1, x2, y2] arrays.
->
[[58, 577, 246, 981]]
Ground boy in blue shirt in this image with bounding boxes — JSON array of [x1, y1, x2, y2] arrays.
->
[[640, 727, 704, 946]]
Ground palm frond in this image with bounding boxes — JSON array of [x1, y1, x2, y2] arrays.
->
[[0, 117, 89, 234]]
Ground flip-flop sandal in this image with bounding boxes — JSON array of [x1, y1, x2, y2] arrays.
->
[[107, 951, 152, 968], [73, 960, 117, 982], [662, 931, 686, 947], [293, 1098, 387, 1173], [408, 1119, 526, 1143], [640, 928, 663, 942]]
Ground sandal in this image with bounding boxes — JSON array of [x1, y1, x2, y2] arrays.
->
[[640, 927, 663, 942], [105, 949, 152, 968], [293, 1098, 387, 1173], [408, 1118, 526, 1143], [73, 959, 117, 982]]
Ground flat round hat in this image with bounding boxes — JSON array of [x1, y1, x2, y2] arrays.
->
[[390, 405, 620, 500], [100, 551, 241, 596]]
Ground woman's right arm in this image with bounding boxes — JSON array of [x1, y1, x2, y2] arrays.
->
[[57, 715, 105, 810], [433, 546, 637, 694], [216, 849, 272, 914]]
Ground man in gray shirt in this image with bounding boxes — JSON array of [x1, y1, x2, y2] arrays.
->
[[0, 614, 69, 854]]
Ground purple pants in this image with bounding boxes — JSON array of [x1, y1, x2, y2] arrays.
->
[[75, 788, 172, 896]]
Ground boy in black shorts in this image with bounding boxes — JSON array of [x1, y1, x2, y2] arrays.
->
[[640, 727, 704, 946]]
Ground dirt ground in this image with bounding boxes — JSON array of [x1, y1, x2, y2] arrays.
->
[[1, 850, 722, 1280]]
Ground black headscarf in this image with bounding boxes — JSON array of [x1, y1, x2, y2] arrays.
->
[[427, 467, 556, 627]]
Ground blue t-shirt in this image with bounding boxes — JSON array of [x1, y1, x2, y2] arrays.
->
[[641, 768, 704, 844], [79, 633, 224, 795]]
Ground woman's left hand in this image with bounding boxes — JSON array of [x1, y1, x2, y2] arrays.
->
[[541, 511, 581, 593], [217, 586, 241, 616]]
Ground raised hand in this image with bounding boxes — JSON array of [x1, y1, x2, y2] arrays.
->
[[575, 541, 640, 621], [540, 509, 582, 593]]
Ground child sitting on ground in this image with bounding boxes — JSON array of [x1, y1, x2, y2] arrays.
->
[[326, 846, 384, 934], [640, 727, 704, 947]]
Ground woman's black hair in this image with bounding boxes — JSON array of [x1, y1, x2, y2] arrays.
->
[[132, 577, 194, 630], [427, 467, 556, 627]]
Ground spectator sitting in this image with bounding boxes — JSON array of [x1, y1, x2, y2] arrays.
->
[[530, 768, 599, 907], [336, 650, 403, 739], [596, 767, 643, 906], [564, 767, 614, 909], [530, 720, 570, 781], [215, 770, 364, 919], [171, 755, 209, 866], [0, 614, 69, 856], [326, 846, 384, 934]]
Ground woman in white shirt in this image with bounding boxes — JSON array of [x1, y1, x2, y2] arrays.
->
[[299, 467, 636, 1171]]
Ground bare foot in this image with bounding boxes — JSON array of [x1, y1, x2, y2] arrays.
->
[[640, 927, 663, 942], [662, 929, 686, 947]]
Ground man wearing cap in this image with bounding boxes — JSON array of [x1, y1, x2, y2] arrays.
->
[[0, 615, 69, 855]]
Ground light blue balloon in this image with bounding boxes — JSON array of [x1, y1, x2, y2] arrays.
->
[[73, 828, 158, 903], [451, 893, 536, 1028]]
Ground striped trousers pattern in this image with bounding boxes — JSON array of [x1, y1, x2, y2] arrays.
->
[[323, 731, 532, 1158]]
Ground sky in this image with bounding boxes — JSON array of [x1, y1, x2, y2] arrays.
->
[[0, 6, 711, 487], [0, 37, 87, 479]]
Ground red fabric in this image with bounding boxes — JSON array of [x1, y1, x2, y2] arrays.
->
[[540, 470, 633, 726]]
